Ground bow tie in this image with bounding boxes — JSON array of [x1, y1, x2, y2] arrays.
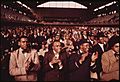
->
[[114, 53, 119, 57], [22, 49, 29, 53]]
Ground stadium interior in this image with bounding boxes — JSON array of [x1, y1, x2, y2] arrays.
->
[[0, 0, 119, 81]]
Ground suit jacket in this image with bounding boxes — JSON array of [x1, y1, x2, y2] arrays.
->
[[101, 50, 119, 81], [43, 50, 67, 81], [67, 51, 91, 81], [9, 48, 40, 81], [93, 43, 106, 73]]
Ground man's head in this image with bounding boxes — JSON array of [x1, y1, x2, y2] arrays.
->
[[79, 39, 89, 53], [99, 37, 104, 44], [108, 35, 119, 53], [18, 36, 29, 50], [104, 36, 109, 43], [52, 41, 61, 53], [64, 34, 69, 40], [66, 40, 74, 52], [55, 34, 60, 41], [97, 32, 105, 44], [112, 43, 119, 54]]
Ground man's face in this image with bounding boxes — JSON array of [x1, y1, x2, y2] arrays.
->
[[90, 36, 94, 40], [66, 40, 74, 51], [19, 38, 28, 50], [64, 34, 69, 40], [81, 43, 89, 53], [104, 37, 109, 43], [55, 35, 60, 40], [52, 42, 61, 53], [112, 43, 119, 54], [99, 37, 104, 44]]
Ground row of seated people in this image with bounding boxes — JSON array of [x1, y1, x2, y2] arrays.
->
[[41, 17, 82, 24], [0, 25, 119, 81]]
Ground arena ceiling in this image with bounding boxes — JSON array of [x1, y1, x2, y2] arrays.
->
[[1, 0, 118, 9], [1, 0, 119, 21], [20, 0, 118, 9]]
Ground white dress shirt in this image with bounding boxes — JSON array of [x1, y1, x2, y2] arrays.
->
[[49, 50, 63, 69], [98, 43, 104, 52]]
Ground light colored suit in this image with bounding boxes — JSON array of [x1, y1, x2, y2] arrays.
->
[[101, 50, 119, 81], [9, 48, 40, 81]]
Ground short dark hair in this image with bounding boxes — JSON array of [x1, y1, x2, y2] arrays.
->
[[78, 39, 89, 46], [18, 36, 28, 41], [108, 35, 119, 49]]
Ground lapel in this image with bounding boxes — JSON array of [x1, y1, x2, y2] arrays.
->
[[24, 51, 32, 63], [48, 51, 55, 62], [16, 48, 26, 67], [48, 50, 63, 61], [59, 52, 63, 61], [18, 48, 32, 63], [16, 48, 32, 67], [97, 44, 104, 53]]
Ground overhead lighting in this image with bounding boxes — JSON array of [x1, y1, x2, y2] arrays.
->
[[37, 1, 87, 9], [94, 1, 117, 11], [89, 3, 91, 5], [37, 1, 39, 3], [94, 8, 98, 11], [16, 1, 31, 10]]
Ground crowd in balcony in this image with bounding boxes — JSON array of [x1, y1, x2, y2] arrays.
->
[[85, 13, 119, 24], [1, 5, 34, 22]]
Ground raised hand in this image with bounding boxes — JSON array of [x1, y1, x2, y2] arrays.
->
[[91, 51, 98, 62], [50, 56, 60, 65], [79, 52, 88, 64]]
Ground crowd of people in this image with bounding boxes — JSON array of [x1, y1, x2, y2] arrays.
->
[[0, 25, 119, 81], [85, 13, 119, 24]]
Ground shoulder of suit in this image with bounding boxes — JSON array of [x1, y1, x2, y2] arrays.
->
[[10, 49, 19, 57], [47, 50, 53, 54], [44, 50, 53, 55], [94, 44, 99, 47], [102, 50, 112, 57], [11, 49, 19, 54]]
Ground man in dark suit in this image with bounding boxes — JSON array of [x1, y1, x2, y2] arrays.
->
[[67, 39, 98, 81], [43, 40, 67, 81], [92, 32, 106, 80]]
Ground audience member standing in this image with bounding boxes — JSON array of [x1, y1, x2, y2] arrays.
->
[[9, 36, 40, 81], [68, 39, 98, 81], [101, 35, 119, 81], [43, 41, 67, 81]]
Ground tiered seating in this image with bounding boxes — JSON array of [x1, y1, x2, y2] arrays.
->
[[1, 6, 34, 22], [85, 13, 119, 24], [41, 17, 82, 24], [108, 13, 119, 23]]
